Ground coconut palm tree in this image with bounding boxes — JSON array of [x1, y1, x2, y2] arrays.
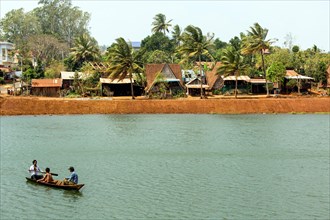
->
[[241, 23, 274, 96], [171, 25, 182, 46], [217, 46, 247, 98], [107, 37, 145, 99], [178, 25, 214, 98], [71, 33, 100, 67], [151, 13, 172, 35]]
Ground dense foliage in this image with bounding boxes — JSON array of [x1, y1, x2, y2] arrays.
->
[[106, 37, 145, 99], [0, 5, 329, 95]]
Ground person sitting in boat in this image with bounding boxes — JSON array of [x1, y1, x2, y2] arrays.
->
[[63, 166, 78, 185], [28, 160, 43, 180], [37, 167, 56, 183]]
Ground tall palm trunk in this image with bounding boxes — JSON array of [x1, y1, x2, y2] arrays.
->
[[199, 54, 203, 99], [129, 73, 135, 99], [235, 75, 238, 99], [260, 51, 269, 96]]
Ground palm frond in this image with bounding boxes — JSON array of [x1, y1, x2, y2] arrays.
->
[[151, 13, 172, 34]]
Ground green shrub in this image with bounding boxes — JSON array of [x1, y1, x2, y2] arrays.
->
[[65, 92, 81, 98], [173, 91, 186, 98]]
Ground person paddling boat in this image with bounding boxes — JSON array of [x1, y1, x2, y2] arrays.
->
[[28, 160, 43, 180]]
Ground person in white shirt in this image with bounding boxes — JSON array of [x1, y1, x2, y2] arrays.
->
[[28, 160, 43, 180]]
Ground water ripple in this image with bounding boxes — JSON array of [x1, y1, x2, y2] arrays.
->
[[1, 115, 329, 219]]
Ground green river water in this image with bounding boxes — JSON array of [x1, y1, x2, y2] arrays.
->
[[0, 114, 329, 219]]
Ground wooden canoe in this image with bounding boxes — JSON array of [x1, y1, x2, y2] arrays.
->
[[26, 177, 84, 191]]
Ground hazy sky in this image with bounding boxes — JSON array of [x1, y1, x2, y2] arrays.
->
[[1, 0, 329, 51]]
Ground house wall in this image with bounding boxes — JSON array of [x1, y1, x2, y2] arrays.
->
[[63, 79, 74, 89], [31, 87, 61, 97], [0, 42, 14, 65], [101, 84, 143, 96], [188, 88, 204, 96], [148, 81, 184, 98], [222, 81, 250, 94]]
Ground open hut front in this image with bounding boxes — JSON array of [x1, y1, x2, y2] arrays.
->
[[185, 62, 224, 96], [145, 64, 185, 98], [100, 78, 143, 96], [148, 79, 185, 98], [185, 77, 209, 96], [283, 70, 314, 94], [249, 79, 271, 94], [60, 71, 84, 89], [221, 76, 250, 94], [31, 79, 62, 97]]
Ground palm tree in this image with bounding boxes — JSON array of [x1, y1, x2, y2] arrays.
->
[[241, 23, 274, 96], [178, 25, 214, 98], [151, 13, 172, 35], [217, 46, 247, 98], [71, 33, 100, 67], [107, 37, 145, 99], [171, 25, 182, 46]]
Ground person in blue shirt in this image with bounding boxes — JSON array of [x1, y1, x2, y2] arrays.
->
[[64, 166, 78, 185]]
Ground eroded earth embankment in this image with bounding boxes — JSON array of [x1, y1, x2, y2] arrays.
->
[[1, 96, 329, 115]]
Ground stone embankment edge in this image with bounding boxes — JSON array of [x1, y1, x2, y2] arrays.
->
[[1, 97, 329, 115]]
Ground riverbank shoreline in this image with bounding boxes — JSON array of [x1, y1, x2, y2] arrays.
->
[[1, 95, 329, 115]]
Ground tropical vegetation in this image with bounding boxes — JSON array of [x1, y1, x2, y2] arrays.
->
[[178, 25, 215, 98], [106, 37, 145, 99], [217, 46, 247, 98], [151, 13, 172, 35], [0, 1, 329, 98], [241, 23, 275, 96]]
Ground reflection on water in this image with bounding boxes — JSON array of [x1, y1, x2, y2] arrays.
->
[[25, 180, 83, 198], [1, 114, 329, 219], [62, 190, 84, 201]]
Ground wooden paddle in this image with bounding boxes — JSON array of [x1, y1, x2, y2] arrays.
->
[[41, 172, 58, 176], [28, 170, 58, 176]]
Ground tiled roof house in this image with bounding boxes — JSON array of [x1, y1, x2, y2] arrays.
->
[[145, 64, 184, 96], [186, 62, 223, 95], [31, 78, 62, 97]]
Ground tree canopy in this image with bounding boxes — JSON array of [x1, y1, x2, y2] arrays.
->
[[34, 0, 90, 47], [178, 25, 214, 98], [70, 33, 100, 69], [0, 0, 91, 56], [242, 23, 275, 95], [217, 46, 247, 98], [151, 13, 172, 35], [106, 37, 145, 99]]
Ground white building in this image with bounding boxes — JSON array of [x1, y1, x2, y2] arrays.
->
[[0, 41, 15, 66]]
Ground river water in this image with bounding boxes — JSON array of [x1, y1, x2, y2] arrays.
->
[[0, 114, 329, 219]]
